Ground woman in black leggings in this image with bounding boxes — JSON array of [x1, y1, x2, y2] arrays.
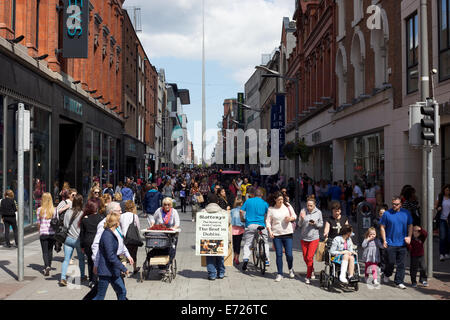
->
[[0, 190, 18, 248]]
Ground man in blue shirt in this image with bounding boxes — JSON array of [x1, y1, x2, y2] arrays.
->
[[239, 188, 270, 271], [380, 196, 413, 289], [328, 182, 342, 202]]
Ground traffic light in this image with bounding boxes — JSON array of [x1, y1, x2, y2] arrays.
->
[[420, 99, 440, 146]]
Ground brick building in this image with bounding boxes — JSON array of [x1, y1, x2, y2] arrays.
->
[[0, 0, 160, 228]]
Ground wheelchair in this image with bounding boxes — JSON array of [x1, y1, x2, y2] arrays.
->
[[319, 245, 360, 292]]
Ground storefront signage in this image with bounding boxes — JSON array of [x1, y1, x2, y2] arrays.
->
[[196, 212, 229, 257], [271, 94, 286, 158], [64, 96, 83, 116], [63, 0, 89, 58]]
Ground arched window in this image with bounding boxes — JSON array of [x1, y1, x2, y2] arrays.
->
[[353, 0, 364, 26], [351, 28, 366, 99], [336, 0, 346, 39], [371, 8, 389, 88], [336, 44, 347, 106]]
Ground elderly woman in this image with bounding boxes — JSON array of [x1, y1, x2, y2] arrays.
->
[[330, 225, 357, 284], [147, 197, 180, 269], [93, 213, 128, 300]]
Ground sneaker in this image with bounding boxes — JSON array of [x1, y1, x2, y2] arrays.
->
[[44, 267, 50, 276], [218, 275, 225, 279], [396, 283, 407, 290], [411, 283, 417, 288], [305, 278, 311, 285], [289, 269, 295, 279], [373, 279, 379, 286], [88, 281, 96, 288], [275, 274, 283, 282], [265, 260, 270, 267], [192, 219, 195, 222], [59, 279, 67, 286], [421, 281, 429, 287], [208, 276, 216, 281], [383, 275, 390, 284], [69, 258, 74, 265], [310, 273, 316, 280], [339, 276, 348, 284], [440, 254, 445, 261], [242, 261, 248, 271]]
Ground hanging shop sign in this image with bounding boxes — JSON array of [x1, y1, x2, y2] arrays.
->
[[63, 0, 89, 58]]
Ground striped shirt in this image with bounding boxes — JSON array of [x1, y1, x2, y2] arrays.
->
[[37, 208, 58, 235]]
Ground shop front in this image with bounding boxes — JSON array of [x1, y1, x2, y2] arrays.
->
[[122, 134, 146, 181]]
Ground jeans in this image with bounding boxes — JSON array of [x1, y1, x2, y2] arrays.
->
[[39, 235, 56, 268], [61, 236, 85, 280], [93, 275, 127, 300], [439, 219, 450, 255], [242, 224, 270, 262], [273, 236, 293, 275], [384, 246, 407, 285], [3, 216, 18, 246], [410, 255, 427, 284], [206, 256, 225, 279]]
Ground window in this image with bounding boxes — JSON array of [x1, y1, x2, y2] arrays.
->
[[353, 0, 363, 25], [336, 46, 347, 106], [36, 0, 40, 48], [337, 0, 346, 39], [406, 13, 419, 93], [351, 30, 365, 98], [11, 0, 16, 31], [439, 0, 450, 81]]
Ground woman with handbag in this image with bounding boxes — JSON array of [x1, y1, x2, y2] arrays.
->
[[0, 190, 18, 248], [37, 193, 58, 276], [120, 200, 141, 275], [266, 191, 297, 282], [59, 194, 86, 286], [435, 184, 450, 261]]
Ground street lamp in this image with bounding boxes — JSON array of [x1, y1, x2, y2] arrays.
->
[[255, 65, 300, 212]]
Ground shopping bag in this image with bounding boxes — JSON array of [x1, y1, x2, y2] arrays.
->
[[316, 241, 326, 262]]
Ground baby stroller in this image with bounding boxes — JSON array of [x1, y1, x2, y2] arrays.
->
[[319, 245, 360, 292], [140, 229, 179, 283]]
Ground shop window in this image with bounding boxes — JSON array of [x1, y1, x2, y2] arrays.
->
[[443, 126, 450, 185], [0, 96, 3, 196], [83, 128, 92, 197], [101, 133, 109, 186], [93, 130, 100, 184]]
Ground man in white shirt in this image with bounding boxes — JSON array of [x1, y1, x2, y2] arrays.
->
[[353, 183, 363, 199]]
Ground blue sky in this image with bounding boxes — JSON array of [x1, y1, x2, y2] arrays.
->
[[125, 0, 295, 162]]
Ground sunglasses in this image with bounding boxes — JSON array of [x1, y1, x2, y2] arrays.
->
[[392, 202, 401, 206], [94, 191, 100, 194]]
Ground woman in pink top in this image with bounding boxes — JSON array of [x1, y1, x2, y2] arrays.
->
[[266, 191, 297, 282]]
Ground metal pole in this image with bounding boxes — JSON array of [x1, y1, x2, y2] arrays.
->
[[17, 103, 24, 282], [419, 0, 433, 277], [294, 79, 300, 212], [201, 0, 206, 166]]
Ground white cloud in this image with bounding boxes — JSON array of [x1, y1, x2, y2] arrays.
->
[[125, 0, 295, 84]]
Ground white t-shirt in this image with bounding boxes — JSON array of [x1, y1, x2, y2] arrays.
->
[[353, 185, 363, 198], [441, 198, 450, 221], [365, 187, 376, 199], [120, 212, 140, 237]]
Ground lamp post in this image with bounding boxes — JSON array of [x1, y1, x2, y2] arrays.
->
[[255, 66, 300, 211]]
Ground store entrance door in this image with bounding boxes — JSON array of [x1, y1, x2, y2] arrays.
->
[[59, 118, 82, 191]]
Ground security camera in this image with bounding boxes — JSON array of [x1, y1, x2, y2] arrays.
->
[[431, 68, 438, 75]]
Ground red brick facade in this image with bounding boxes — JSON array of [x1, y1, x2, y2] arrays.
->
[[286, 0, 336, 130]]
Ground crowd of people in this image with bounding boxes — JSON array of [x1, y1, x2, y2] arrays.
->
[[1, 167, 450, 299]]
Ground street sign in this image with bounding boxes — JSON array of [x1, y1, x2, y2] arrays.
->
[[15, 108, 30, 152]]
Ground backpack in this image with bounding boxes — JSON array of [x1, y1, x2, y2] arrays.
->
[[124, 215, 143, 247]]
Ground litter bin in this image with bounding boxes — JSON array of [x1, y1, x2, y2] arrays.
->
[[356, 201, 374, 244]]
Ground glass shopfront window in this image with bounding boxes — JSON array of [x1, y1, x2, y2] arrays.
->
[[346, 132, 385, 187], [83, 128, 92, 197], [0, 96, 3, 197], [101, 133, 109, 187], [443, 125, 450, 185], [109, 137, 116, 187], [93, 130, 100, 184], [32, 107, 51, 224]]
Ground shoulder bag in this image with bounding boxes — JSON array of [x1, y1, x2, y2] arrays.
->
[[124, 214, 144, 247], [54, 210, 77, 243], [287, 204, 297, 231]]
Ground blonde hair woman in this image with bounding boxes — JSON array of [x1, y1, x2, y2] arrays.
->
[[37, 192, 58, 276], [93, 213, 128, 300], [120, 200, 141, 274]]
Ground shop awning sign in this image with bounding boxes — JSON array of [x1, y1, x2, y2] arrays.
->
[[63, 0, 89, 58]]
